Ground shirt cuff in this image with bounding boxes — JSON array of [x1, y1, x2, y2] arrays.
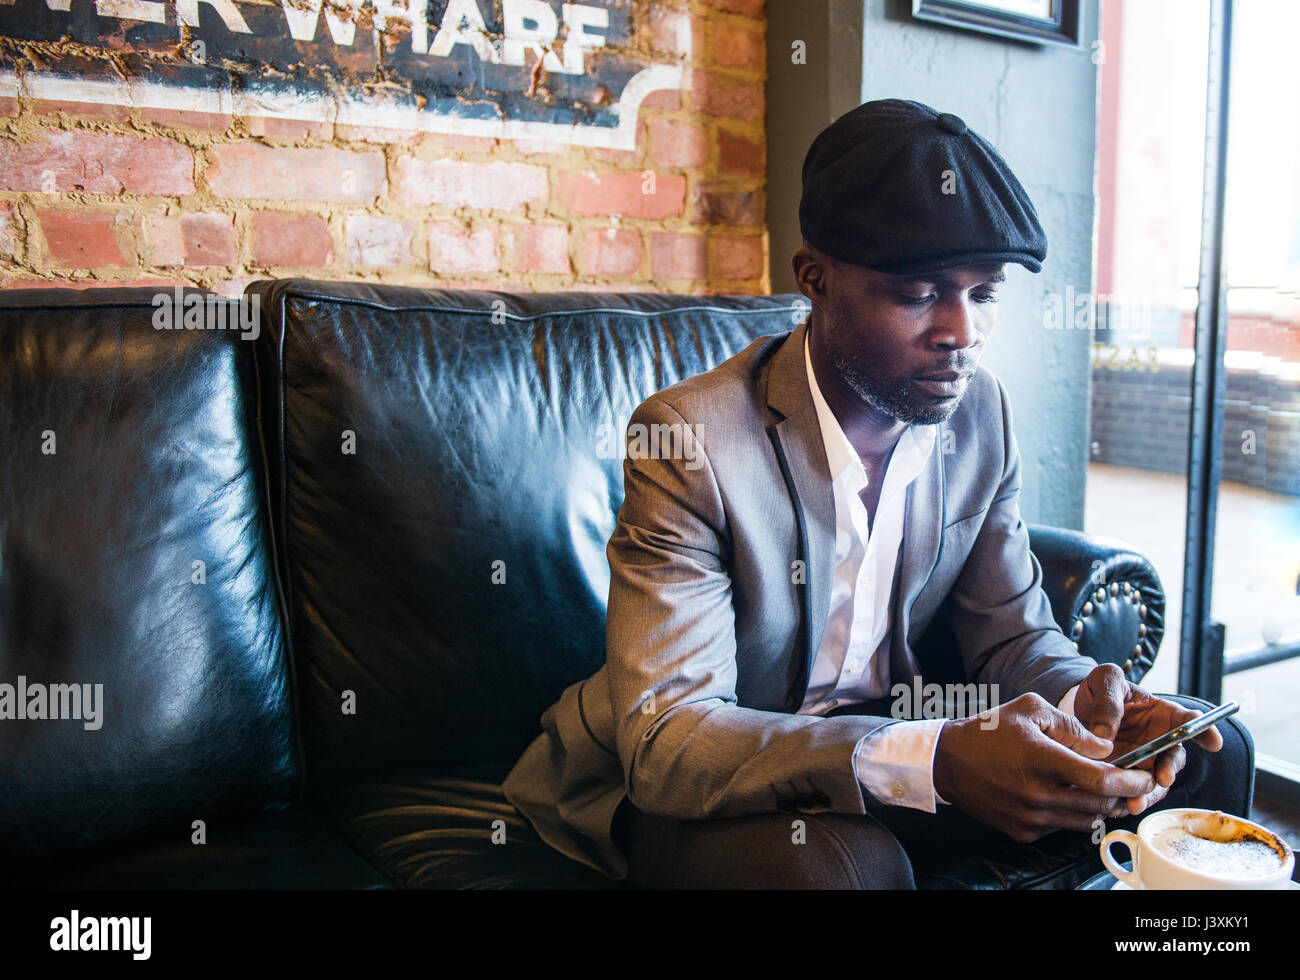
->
[[853, 719, 949, 813], [1058, 683, 1080, 718]]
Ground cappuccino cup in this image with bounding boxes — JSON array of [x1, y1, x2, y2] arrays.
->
[[1101, 808, 1294, 890]]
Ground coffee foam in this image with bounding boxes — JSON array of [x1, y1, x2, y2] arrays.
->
[[1149, 811, 1289, 879]]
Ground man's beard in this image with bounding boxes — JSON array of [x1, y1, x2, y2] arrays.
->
[[824, 331, 964, 426]]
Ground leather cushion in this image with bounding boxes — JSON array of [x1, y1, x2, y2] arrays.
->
[[328, 761, 1104, 890], [326, 763, 622, 889], [0, 288, 299, 868], [6, 799, 389, 889], [248, 279, 806, 784]]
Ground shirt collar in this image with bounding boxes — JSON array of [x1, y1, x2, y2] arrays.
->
[[803, 331, 936, 491]]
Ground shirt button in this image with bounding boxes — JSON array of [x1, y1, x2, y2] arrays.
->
[[892, 784, 908, 800]]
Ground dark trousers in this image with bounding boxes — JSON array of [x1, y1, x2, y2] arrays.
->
[[616, 695, 1255, 889]]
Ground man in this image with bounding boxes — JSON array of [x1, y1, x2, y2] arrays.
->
[[503, 99, 1251, 888]]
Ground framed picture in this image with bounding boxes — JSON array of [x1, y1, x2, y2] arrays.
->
[[911, 0, 1083, 48]]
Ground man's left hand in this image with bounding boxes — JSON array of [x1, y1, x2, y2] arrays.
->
[[1071, 663, 1224, 817]]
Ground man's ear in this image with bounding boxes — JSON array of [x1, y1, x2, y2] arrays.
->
[[791, 245, 829, 306]]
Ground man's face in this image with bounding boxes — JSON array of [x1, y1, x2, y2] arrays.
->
[[813, 258, 1005, 425]]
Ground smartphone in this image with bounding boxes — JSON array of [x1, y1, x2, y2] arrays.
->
[[1110, 701, 1239, 769]]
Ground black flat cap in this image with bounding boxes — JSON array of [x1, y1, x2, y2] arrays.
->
[[799, 99, 1047, 274]]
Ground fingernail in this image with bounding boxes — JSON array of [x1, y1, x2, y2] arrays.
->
[[1092, 725, 1109, 739]]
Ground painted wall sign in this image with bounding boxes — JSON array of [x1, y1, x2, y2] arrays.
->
[[0, 0, 685, 147]]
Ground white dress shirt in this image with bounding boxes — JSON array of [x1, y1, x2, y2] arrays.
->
[[796, 334, 949, 811], [797, 334, 1083, 812]]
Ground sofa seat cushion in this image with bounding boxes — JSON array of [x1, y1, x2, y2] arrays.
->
[[327, 763, 1102, 890], [326, 764, 623, 889], [6, 800, 390, 890]]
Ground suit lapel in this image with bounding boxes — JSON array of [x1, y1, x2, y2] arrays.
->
[[763, 322, 835, 706]]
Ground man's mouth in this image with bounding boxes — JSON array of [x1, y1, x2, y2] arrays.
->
[[913, 372, 971, 398]]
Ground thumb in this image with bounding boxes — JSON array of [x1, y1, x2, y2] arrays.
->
[[1037, 702, 1113, 760], [1083, 665, 1129, 742]]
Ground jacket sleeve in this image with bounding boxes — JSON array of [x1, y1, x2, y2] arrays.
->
[[604, 396, 896, 820], [946, 377, 1098, 707]]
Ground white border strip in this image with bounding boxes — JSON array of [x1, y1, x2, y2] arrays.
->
[[0, 63, 683, 150]]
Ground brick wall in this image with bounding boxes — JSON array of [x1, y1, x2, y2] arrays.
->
[[1091, 360, 1300, 496], [0, 0, 768, 296]]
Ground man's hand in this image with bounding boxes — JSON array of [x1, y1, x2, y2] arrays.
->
[[933, 692, 1157, 843], [1071, 662, 1224, 816]]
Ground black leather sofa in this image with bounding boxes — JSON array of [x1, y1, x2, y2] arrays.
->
[[1, 279, 1185, 889]]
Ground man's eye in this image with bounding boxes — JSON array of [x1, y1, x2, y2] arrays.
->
[[897, 294, 934, 306], [973, 292, 1000, 303]]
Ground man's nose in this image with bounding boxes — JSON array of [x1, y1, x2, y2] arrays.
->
[[933, 294, 982, 352]]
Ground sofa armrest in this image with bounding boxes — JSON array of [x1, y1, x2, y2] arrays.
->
[[1026, 523, 1163, 684]]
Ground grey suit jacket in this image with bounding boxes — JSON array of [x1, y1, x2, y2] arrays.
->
[[502, 321, 1098, 880]]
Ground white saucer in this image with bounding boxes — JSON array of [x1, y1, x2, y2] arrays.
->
[[1110, 878, 1300, 890]]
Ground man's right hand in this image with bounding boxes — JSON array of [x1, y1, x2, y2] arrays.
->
[[932, 692, 1156, 843]]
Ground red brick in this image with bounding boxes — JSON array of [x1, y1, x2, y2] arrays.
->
[[419, 132, 499, 152], [651, 119, 709, 168], [581, 227, 642, 277], [251, 212, 334, 267], [512, 138, 567, 156], [2, 276, 189, 290], [428, 222, 498, 275], [345, 215, 415, 268], [0, 97, 17, 117], [182, 213, 236, 266], [335, 123, 421, 147], [690, 182, 764, 226], [691, 69, 764, 120], [148, 213, 235, 268], [0, 131, 194, 195], [700, 0, 764, 17], [397, 158, 548, 211], [504, 223, 571, 274], [713, 22, 764, 70], [651, 233, 707, 280], [712, 233, 765, 279], [142, 107, 233, 132], [717, 128, 763, 175], [145, 215, 186, 267], [647, 8, 696, 56], [642, 89, 681, 111], [557, 170, 686, 219], [207, 144, 385, 203], [211, 277, 256, 299], [569, 282, 659, 294], [31, 99, 131, 123], [589, 143, 642, 165], [245, 116, 334, 140], [38, 209, 131, 268], [0, 203, 15, 258]]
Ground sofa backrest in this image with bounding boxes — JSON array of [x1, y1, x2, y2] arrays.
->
[[0, 288, 300, 867], [249, 279, 806, 784]]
